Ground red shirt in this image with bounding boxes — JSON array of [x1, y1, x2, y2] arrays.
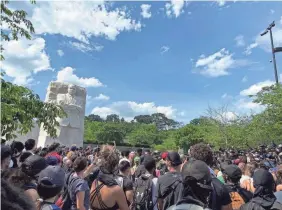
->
[[45, 151, 62, 163]]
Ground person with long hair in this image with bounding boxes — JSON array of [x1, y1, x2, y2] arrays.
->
[[90, 145, 129, 210]]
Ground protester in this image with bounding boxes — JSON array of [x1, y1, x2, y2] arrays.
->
[[239, 169, 282, 210], [90, 145, 129, 210], [24, 139, 36, 154], [10, 141, 25, 168], [167, 160, 213, 210], [118, 160, 134, 205], [240, 162, 256, 193], [157, 152, 183, 210], [37, 165, 65, 210], [119, 150, 131, 164], [45, 143, 62, 164], [222, 165, 253, 209], [190, 143, 232, 210], [1, 145, 12, 171]]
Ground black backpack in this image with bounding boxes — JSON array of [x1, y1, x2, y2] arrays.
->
[[132, 174, 154, 210]]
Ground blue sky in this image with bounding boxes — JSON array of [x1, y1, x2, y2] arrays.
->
[[2, 1, 282, 122]]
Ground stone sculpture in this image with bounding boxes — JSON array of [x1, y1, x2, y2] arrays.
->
[[37, 82, 86, 147]]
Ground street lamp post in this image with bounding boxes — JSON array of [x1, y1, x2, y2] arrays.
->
[[260, 21, 279, 84]]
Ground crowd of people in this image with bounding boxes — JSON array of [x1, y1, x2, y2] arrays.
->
[[1, 139, 282, 210]]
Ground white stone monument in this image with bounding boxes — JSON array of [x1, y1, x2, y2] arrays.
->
[[37, 82, 86, 147]]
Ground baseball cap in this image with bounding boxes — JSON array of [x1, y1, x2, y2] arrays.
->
[[253, 169, 274, 187], [182, 160, 212, 190], [223, 164, 242, 180], [161, 152, 168, 160], [38, 165, 65, 188], [166, 152, 182, 166], [21, 155, 47, 177], [46, 156, 59, 166]]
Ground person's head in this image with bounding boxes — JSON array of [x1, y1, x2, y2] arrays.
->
[[71, 145, 77, 152], [238, 162, 246, 173], [122, 150, 130, 158], [1, 145, 12, 170], [223, 164, 242, 184], [11, 141, 24, 158], [48, 143, 60, 153], [46, 156, 59, 166], [244, 162, 257, 177], [137, 148, 142, 157], [190, 143, 213, 166], [253, 169, 275, 197], [1, 179, 36, 210], [181, 160, 213, 205], [165, 152, 182, 171], [143, 156, 156, 174], [38, 150, 48, 157], [134, 156, 140, 166], [37, 165, 65, 201], [68, 85, 76, 96], [99, 145, 119, 174], [19, 152, 32, 166], [24, 139, 36, 151], [21, 155, 47, 180], [1, 168, 32, 189], [73, 157, 88, 173], [119, 160, 131, 176], [161, 152, 168, 161]]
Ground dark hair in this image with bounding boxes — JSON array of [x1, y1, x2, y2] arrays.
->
[[1, 179, 36, 210], [119, 160, 130, 172], [137, 148, 142, 156], [1, 168, 32, 189], [190, 143, 213, 166], [11, 141, 24, 155], [100, 145, 119, 173], [122, 150, 130, 158], [1, 145, 12, 162], [19, 152, 32, 163], [73, 157, 88, 172], [38, 150, 48, 157], [37, 180, 63, 200], [48, 143, 60, 152], [24, 139, 36, 151]]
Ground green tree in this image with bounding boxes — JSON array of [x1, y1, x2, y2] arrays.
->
[[1, 0, 35, 60], [95, 123, 125, 144], [134, 115, 153, 124], [1, 79, 66, 141], [106, 114, 120, 123], [86, 114, 104, 122], [127, 124, 160, 146]]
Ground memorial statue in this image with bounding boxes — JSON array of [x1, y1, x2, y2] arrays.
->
[[37, 82, 86, 147]]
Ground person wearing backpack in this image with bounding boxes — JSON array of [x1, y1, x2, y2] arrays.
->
[[239, 169, 282, 210], [156, 152, 182, 210], [37, 165, 65, 210], [167, 160, 213, 210], [222, 165, 253, 210], [133, 155, 158, 210]]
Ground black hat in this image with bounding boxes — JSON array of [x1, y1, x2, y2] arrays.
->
[[182, 160, 212, 190], [253, 169, 274, 188], [1, 145, 11, 160], [21, 155, 47, 178], [223, 164, 242, 180], [167, 152, 182, 166]]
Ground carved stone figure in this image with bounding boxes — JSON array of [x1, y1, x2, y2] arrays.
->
[[37, 82, 86, 147]]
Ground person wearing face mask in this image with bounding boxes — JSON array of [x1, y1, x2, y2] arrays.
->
[[167, 160, 213, 210], [239, 169, 282, 210]]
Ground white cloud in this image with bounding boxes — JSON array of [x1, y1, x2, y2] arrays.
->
[[240, 80, 274, 96], [216, 0, 226, 6], [56, 66, 104, 88], [242, 76, 248, 83], [141, 4, 152, 19], [69, 41, 103, 53], [91, 101, 178, 120], [1, 38, 51, 85], [236, 98, 263, 111], [160, 46, 170, 54], [165, 0, 184, 18], [31, 1, 141, 43], [57, 49, 64, 57], [235, 35, 245, 47], [244, 43, 258, 55], [194, 48, 251, 77], [94, 94, 110, 101]]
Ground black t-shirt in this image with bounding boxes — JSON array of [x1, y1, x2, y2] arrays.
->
[[210, 177, 232, 210], [156, 172, 182, 210], [225, 183, 253, 203], [119, 175, 133, 192]]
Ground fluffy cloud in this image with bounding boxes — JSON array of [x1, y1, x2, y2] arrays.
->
[[69, 41, 104, 53], [141, 4, 152, 19], [240, 80, 274, 96], [194, 48, 251, 77], [165, 0, 184, 18], [216, 0, 226, 6], [31, 1, 141, 43], [160, 46, 170, 54], [244, 43, 258, 55], [91, 101, 177, 120], [57, 49, 64, 57], [242, 76, 248, 83], [56, 67, 104, 88], [1, 38, 51, 85], [235, 35, 245, 47], [94, 94, 110, 101], [236, 98, 263, 111]]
